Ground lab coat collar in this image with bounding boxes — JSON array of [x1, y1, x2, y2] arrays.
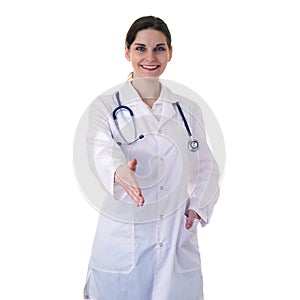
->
[[159, 83, 179, 104], [117, 81, 179, 106], [117, 81, 141, 106], [117, 81, 178, 129]]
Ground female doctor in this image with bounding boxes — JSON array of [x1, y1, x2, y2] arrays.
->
[[84, 16, 220, 300]]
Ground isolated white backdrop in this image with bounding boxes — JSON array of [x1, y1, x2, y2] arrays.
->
[[0, 1, 299, 299]]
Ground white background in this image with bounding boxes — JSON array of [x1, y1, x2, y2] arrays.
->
[[1, 0, 299, 299]]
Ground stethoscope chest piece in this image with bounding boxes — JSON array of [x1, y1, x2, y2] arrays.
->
[[188, 138, 200, 152]]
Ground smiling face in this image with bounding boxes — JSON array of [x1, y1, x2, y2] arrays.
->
[[125, 29, 172, 79]]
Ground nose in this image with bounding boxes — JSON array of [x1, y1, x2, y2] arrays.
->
[[145, 51, 156, 62]]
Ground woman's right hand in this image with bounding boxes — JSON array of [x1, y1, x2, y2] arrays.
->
[[114, 158, 145, 207]]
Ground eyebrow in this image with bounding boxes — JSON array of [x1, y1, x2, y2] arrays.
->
[[134, 43, 166, 47]]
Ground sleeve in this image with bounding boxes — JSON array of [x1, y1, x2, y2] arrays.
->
[[86, 96, 127, 197], [186, 101, 220, 227]]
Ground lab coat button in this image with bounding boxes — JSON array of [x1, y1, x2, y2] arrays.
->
[[159, 242, 164, 247], [158, 129, 162, 134], [160, 186, 164, 190], [160, 214, 164, 219]]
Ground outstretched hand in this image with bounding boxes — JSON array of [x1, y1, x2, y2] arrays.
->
[[114, 158, 145, 207]]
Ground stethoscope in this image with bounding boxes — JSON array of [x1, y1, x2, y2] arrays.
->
[[112, 91, 200, 152]]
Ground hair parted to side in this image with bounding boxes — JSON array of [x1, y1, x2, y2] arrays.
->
[[125, 16, 172, 50]]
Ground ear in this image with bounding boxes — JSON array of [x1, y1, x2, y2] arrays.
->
[[168, 46, 173, 62], [125, 45, 131, 61]]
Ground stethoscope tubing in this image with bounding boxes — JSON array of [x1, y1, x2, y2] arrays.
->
[[175, 102, 192, 138], [112, 91, 200, 151]]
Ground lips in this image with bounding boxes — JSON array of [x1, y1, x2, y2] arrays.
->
[[141, 65, 160, 71]]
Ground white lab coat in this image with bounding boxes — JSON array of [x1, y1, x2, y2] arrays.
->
[[84, 81, 220, 300]]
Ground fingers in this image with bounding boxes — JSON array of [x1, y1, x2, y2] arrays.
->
[[128, 189, 144, 207], [185, 210, 201, 229], [185, 217, 194, 229], [122, 181, 144, 207], [115, 162, 144, 207]]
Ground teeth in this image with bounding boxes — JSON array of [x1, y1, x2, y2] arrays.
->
[[142, 65, 158, 69]]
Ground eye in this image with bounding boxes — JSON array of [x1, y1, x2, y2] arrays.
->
[[136, 46, 145, 51], [155, 46, 165, 51]]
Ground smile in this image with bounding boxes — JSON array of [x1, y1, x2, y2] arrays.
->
[[141, 65, 160, 70]]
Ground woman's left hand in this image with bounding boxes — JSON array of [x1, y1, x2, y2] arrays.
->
[[185, 210, 201, 229]]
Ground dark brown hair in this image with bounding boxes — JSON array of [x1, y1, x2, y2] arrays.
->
[[125, 16, 172, 49]]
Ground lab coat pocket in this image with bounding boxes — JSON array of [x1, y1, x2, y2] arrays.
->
[[91, 216, 135, 273], [175, 216, 201, 273]]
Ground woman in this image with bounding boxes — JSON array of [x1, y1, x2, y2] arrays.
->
[[84, 16, 220, 300]]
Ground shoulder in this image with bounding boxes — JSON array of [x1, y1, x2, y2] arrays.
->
[[91, 91, 117, 110], [89, 82, 129, 113], [161, 83, 204, 116]]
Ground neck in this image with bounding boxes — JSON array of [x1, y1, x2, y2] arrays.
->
[[131, 77, 160, 108]]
